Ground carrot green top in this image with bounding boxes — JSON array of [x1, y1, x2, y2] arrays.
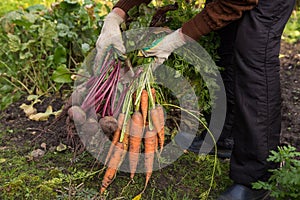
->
[[114, 0, 258, 41]]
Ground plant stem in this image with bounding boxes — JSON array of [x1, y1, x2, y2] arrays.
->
[[111, 61, 122, 115], [120, 89, 133, 142], [1, 74, 31, 94], [101, 62, 120, 116]]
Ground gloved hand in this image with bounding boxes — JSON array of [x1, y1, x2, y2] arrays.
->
[[94, 11, 126, 73], [142, 29, 186, 65]]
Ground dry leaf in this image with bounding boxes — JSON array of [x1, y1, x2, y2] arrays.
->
[[20, 103, 37, 116], [29, 106, 53, 121], [56, 143, 67, 152], [132, 193, 142, 200], [19, 95, 42, 116], [41, 143, 47, 150]]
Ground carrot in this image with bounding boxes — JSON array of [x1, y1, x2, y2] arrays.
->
[[100, 142, 126, 194], [158, 128, 165, 153], [129, 111, 144, 179], [144, 129, 157, 191], [122, 122, 130, 150], [150, 108, 161, 133], [151, 88, 156, 103], [156, 105, 165, 152], [116, 113, 125, 130], [104, 113, 125, 165], [140, 89, 148, 126], [156, 105, 164, 128]]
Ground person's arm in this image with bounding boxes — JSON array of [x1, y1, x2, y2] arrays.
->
[[112, 7, 127, 20], [182, 0, 258, 41]]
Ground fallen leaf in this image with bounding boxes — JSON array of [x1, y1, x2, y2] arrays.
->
[[29, 112, 50, 121], [0, 158, 6, 163], [45, 105, 53, 113], [19, 96, 42, 116], [27, 95, 39, 101], [41, 143, 47, 150], [53, 109, 63, 118], [20, 103, 37, 116], [29, 106, 53, 121], [56, 143, 67, 152], [132, 193, 142, 200]]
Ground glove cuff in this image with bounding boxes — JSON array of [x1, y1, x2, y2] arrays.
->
[[106, 12, 124, 25], [171, 29, 186, 48]]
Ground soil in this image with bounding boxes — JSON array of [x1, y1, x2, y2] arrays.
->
[[1, 41, 299, 152], [0, 96, 72, 157], [279, 41, 300, 149]]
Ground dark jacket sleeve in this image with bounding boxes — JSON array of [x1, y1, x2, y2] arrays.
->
[[115, 0, 258, 41], [182, 0, 258, 40], [114, 0, 152, 13]]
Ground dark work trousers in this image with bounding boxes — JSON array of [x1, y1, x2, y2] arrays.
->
[[214, 0, 295, 186]]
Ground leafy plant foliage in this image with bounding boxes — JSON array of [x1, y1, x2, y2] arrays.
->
[[283, 8, 300, 43], [0, 0, 104, 110], [253, 145, 300, 199]]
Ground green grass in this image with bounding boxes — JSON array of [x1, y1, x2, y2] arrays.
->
[[0, 128, 100, 199], [0, 126, 231, 200]]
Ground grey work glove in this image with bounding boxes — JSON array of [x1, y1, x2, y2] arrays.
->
[[94, 12, 125, 74], [142, 29, 186, 66]]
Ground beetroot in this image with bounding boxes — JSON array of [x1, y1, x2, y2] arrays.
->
[[99, 116, 118, 134], [67, 106, 86, 126]]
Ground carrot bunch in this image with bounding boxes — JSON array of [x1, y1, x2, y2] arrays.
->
[[66, 50, 167, 195], [100, 63, 166, 195]]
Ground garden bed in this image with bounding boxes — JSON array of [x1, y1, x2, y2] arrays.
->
[[0, 40, 299, 199]]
